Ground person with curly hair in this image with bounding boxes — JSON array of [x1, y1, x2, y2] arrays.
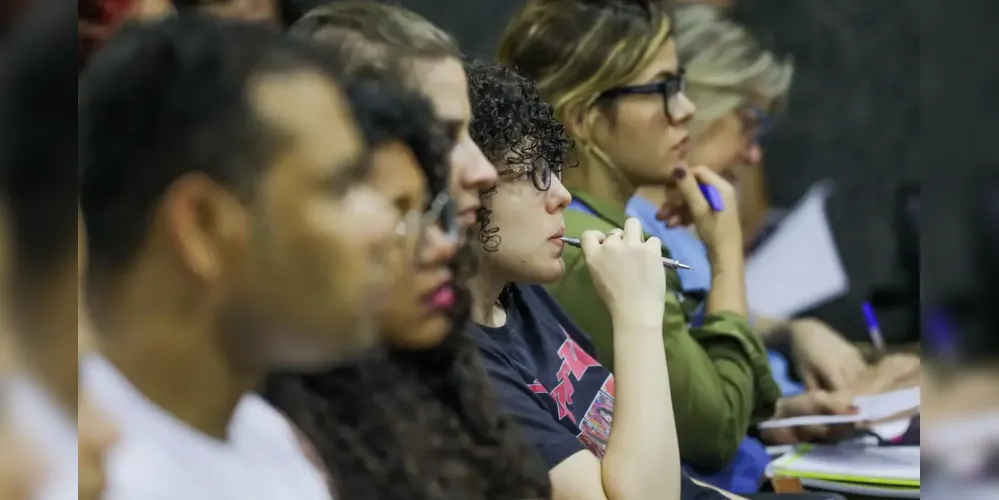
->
[[261, 8, 552, 499], [464, 57, 688, 500]]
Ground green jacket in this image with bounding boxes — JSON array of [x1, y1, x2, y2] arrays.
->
[[545, 190, 781, 468]]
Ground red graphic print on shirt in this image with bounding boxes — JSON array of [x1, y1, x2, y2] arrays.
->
[[527, 328, 615, 456], [577, 377, 615, 457]]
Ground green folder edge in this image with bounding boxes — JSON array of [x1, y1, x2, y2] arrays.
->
[[771, 446, 920, 489]]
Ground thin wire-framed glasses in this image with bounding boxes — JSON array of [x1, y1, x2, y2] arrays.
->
[[740, 105, 773, 145], [597, 68, 687, 124], [395, 191, 459, 262], [496, 157, 562, 191]]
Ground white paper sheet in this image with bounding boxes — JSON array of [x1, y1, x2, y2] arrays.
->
[[759, 387, 920, 428], [745, 181, 849, 318]]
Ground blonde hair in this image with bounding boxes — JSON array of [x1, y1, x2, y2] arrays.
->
[[673, 4, 794, 132], [498, 0, 674, 169]]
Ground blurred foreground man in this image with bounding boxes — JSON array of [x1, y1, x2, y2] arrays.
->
[[0, 2, 107, 499], [78, 16, 396, 498]]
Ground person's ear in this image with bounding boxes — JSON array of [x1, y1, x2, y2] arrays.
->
[[162, 173, 248, 283], [562, 102, 591, 141]]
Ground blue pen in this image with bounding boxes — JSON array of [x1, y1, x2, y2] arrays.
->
[[861, 302, 886, 352], [699, 184, 725, 212], [926, 308, 958, 361]]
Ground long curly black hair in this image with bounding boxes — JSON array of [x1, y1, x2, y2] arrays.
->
[[465, 58, 575, 253], [262, 71, 551, 500]]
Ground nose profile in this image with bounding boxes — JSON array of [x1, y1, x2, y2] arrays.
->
[[672, 92, 697, 125], [547, 175, 572, 212], [456, 136, 498, 192], [743, 142, 763, 167]]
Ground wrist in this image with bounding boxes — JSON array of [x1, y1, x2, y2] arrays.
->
[[772, 397, 788, 419], [706, 241, 743, 270], [610, 308, 665, 331]]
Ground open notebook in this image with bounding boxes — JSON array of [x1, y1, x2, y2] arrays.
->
[[767, 445, 920, 497]]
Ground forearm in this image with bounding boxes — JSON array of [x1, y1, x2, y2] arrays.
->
[[665, 334, 757, 466], [667, 310, 782, 467], [706, 246, 748, 316], [602, 319, 680, 500]]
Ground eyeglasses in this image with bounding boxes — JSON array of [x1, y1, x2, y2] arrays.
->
[[395, 191, 459, 262], [496, 157, 562, 191], [740, 105, 773, 144], [597, 68, 687, 124]]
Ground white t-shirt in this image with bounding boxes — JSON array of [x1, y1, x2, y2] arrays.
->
[[5, 376, 77, 500], [82, 354, 332, 500]]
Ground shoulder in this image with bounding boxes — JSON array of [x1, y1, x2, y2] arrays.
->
[[232, 396, 332, 496], [563, 209, 617, 237], [231, 394, 302, 455], [101, 435, 185, 500], [518, 285, 578, 330]]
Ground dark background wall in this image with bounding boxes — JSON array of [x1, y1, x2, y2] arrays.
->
[[397, 0, 994, 343]]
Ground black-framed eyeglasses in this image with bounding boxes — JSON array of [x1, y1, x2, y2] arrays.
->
[[395, 191, 459, 262], [740, 105, 773, 144], [597, 68, 687, 123], [496, 157, 562, 191]]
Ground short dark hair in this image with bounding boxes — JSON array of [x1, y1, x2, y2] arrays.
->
[[0, 0, 78, 287], [78, 16, 342, 277]]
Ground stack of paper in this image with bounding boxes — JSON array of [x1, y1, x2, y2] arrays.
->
[[767, 445, 920, 498]]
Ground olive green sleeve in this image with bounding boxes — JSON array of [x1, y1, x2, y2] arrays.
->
[[546, 244, 781, 469]]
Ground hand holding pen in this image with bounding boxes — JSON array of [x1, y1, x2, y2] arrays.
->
[[861, 302, 887, 353], [560, 237, 691, 270], [655, 165, 743, 255], [576, 218, 668, 321]]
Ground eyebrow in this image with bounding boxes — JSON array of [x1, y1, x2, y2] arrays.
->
[[440, 119, 464, 140], [323, 150, 372, 192], [648, 69, 680, 82]]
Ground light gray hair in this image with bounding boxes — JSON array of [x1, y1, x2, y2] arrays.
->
[[674, 4, 794, 132]]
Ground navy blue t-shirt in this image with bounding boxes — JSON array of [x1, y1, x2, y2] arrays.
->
[[469, 283, 728, 499]]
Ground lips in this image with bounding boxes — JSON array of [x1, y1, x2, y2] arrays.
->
[[423, 282, 456, 311], [457, 206, 479, 229], [672, 136, 689, 156]]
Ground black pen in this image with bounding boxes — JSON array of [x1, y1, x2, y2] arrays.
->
[[559, 236, 692, 270]]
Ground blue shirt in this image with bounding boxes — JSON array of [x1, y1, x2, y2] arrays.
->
[[470, 284, 729, 499], [625, 196, 713, 293]]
